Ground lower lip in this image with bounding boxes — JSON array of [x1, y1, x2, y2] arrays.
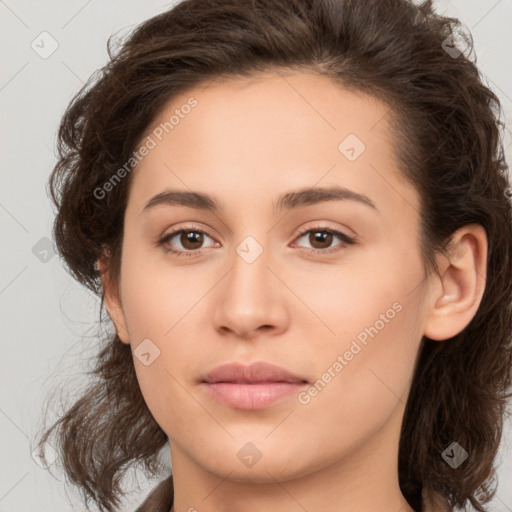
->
[[202, 382, 307, 410]]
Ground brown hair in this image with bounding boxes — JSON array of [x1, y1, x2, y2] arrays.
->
[[34, 0, 512, 511]]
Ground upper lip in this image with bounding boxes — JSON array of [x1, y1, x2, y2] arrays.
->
[[201, 362, 308, 384]]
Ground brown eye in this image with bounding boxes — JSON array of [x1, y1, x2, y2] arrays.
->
[[179, 230, 204, 250], [293, 227, 355, 254], [308, 230, 334, 249], [158, 227, 218, 257]]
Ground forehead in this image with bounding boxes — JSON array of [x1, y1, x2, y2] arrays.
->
[[127, 71, 417, 220]]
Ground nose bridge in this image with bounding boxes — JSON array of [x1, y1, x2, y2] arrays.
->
[[235, 234, 266, 267], [212, 231, 288, 336], [227, 233, 271, 304]]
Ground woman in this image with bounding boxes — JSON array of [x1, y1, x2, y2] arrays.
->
[[34, 0, 512, 511]]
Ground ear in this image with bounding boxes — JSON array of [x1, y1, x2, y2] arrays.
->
[[97, 255, 130, 344], [423, 224, 488, 341]]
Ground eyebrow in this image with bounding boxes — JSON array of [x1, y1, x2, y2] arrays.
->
[[141, 185, 377, 214]]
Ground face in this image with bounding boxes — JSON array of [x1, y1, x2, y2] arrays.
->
[[105, 71, 433, 483]]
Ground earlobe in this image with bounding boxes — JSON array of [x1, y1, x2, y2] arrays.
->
[[97, 256, 130, 344], [423, 225, 488, 341]]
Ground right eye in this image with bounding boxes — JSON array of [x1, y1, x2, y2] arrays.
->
[[157, 226, 220, 257]]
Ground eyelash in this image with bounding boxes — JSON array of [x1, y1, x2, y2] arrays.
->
[[156, 224, 356, 258]]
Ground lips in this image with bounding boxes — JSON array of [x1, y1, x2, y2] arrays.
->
[[200, 362, 308, 410], [202, 361, 308, 384]]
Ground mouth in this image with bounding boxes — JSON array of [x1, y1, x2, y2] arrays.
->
[[200, 361, 308, 410]]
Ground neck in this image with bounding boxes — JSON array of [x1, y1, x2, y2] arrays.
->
[[169, 404, 416, 512]]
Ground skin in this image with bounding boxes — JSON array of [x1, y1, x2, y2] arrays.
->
[[100, 70, 487, 512]]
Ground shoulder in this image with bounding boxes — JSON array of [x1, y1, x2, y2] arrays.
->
[[132, 475, 451, 512], [134, 474, 174, 512], [422, 487, 452, 512]]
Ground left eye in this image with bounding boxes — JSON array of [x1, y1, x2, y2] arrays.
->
[[292, 227, 355, 253]]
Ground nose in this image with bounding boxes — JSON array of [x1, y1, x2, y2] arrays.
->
[[212, 237, 290, 340]]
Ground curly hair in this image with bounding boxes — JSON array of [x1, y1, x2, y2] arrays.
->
[[33, 0, 512, 511]]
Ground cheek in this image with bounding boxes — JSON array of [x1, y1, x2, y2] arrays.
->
[[294, 298, 424, 463], [118, 239, 205, 342], [301, 252, 425, 429]]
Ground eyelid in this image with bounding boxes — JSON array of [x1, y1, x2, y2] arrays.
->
[[290, 223, 357, 252], [157, 223, 218, 250], [291, 222, 357, 242]]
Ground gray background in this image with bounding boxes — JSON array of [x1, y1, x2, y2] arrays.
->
[[1, 0, 511, 510]]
